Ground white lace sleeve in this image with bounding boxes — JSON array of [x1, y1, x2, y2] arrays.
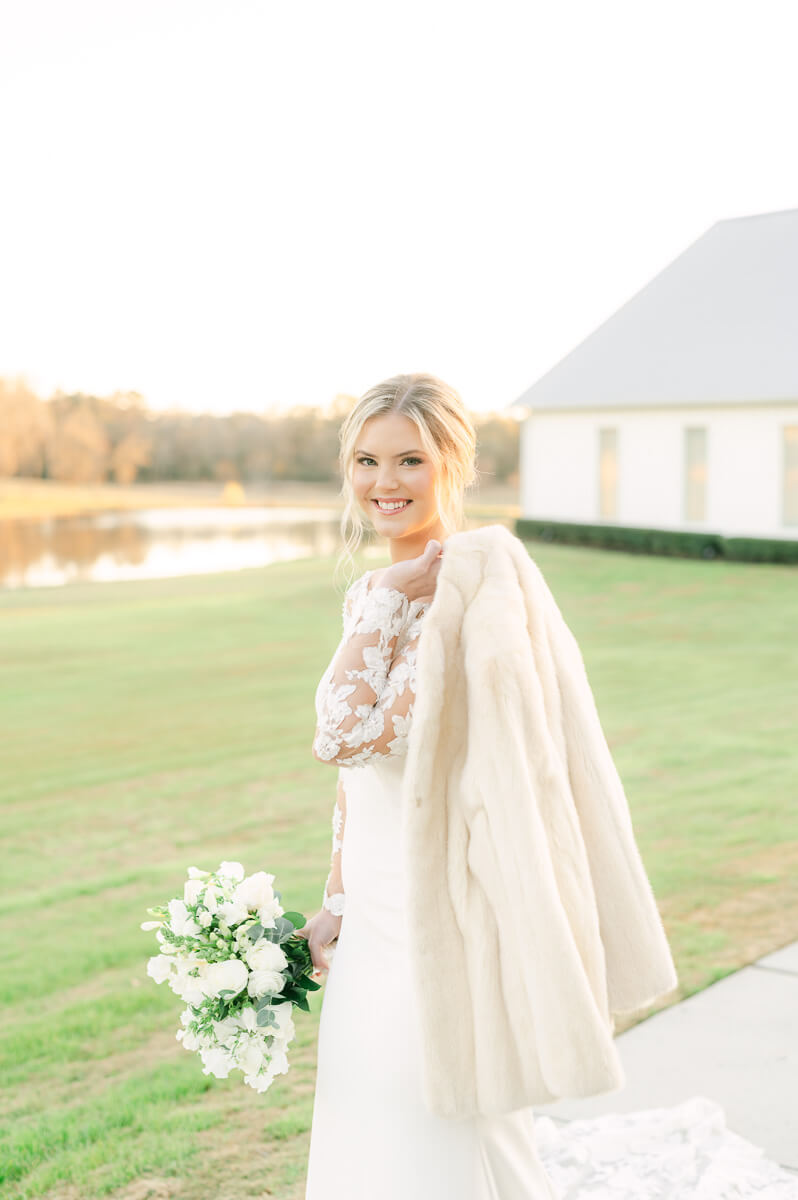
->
[[312, 578, 426, 767], [321, 774, 347, 916]]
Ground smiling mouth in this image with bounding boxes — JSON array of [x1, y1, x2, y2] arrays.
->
[[372, 499, 412, 512]]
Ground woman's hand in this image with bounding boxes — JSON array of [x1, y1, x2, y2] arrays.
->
[[296, 909, 342, 979], [380, 539, 444, 604]]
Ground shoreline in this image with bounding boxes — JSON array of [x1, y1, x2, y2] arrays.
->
[[0, 477, 520, 522]]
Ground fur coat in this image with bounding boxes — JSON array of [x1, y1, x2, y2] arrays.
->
[[400, 523, 679, 1119]]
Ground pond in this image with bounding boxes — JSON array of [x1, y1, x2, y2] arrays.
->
[[0, 506, 345, 588], [0, 506, 516, 588]]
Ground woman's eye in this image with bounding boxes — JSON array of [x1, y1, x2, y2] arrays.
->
[[357, 456, 421, 466]]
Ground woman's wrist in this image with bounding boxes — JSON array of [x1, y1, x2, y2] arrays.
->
[[323, 891, 345, 916]]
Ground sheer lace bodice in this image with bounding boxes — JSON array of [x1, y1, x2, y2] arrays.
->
[[312, 568, 430, 914]]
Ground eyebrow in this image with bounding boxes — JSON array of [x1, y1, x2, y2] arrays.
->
[[355, 448, 424, 457]]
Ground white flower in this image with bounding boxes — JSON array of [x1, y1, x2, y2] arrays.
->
[[217, 899, 249, 927], [272, 1001, 296, 1043], [140, 920, 162, 931], [236, 1039, 265, 1076], [167, 898, 202, 938], [146, 954, 176, 984], [245, 940, 288, 974], [199, 1046, 235, 1079], [202, 885, 220, 914], [171, 960, 209, 1005], [244, 1065, 277, 1093], [184, 878, 204, 906], [233, 870, 276, 912], [197, 909, 213, 928], [177, 1027, 201, 1051], [268, 1041, 290, 1076], [198, 958, 248, 1000], [238, 1005, 259, 1032], [247, 968, 285, 998], [187, 866, 210, 879], [217, 861, 245, 882], [258, 894, 283, 929], [212, 1015, 241, 1044]]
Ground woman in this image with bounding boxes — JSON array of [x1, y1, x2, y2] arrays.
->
[[296, 373, 798, 1198], [298, 373, 561, 1198]]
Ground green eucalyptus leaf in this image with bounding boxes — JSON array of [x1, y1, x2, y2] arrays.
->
[[281, 911, 305, 928], [273, 916, 296, 943]]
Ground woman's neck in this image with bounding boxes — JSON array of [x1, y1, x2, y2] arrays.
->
[[387, 518, 450, 564]]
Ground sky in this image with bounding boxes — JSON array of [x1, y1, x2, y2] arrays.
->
[[1, 0, 796, 418]]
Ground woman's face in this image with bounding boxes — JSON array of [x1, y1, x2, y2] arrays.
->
[[352, 412, 442, 541]]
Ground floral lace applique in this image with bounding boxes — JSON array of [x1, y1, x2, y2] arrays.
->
[[314, 570, 429, 916], [312, 571, 429, 768]]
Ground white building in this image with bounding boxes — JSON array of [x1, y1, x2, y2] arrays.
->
[[510, 209, 798, 543]]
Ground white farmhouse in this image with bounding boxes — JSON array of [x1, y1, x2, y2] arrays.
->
[[510, 208, 798, 544]]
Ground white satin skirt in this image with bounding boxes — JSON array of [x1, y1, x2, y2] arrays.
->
[[305, 758, 559, 1200]]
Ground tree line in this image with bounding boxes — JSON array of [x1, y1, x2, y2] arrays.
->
[[0, 378, 519, 488]]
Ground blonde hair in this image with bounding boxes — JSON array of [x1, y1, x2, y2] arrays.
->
[[334, 372, 478, 593]]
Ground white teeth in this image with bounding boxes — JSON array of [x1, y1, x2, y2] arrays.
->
[[375, 500, 410, 512]]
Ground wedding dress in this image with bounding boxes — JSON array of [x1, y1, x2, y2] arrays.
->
[[304, 568, 798, 1199]]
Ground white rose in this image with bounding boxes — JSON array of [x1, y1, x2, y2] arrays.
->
[[247, 968, 285, 999], [146, 954, 175, 984], [233, 871, 276, 913], [199, 958, 248, 999], [217, 861, 245, 882], [245, 940, 288, 974], [184, 878, 204, 906]]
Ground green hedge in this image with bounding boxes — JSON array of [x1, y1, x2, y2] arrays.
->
[[515, 518, 798, 563]]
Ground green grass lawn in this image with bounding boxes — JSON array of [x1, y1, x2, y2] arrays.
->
[[2, 539, 797, 1200]]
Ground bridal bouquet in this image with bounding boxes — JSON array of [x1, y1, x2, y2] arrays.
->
[[141, 860, 320, 1093]]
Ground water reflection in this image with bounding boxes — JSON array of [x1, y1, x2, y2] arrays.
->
[[0, 506, 517, 589], [0, 507, 345, 588]]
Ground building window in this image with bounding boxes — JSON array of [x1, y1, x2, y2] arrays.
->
[[784, 426, 798, 525], [684, 427, 707, 521], [598, 428, 617, 519]]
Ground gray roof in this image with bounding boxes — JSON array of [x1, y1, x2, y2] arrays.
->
[[511, 208, 798, 413]]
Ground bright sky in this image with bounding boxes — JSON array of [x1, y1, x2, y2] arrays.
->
[[1, 1, 796, 417]]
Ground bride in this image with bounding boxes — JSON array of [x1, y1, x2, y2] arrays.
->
[[296, 373, 793, 1199]]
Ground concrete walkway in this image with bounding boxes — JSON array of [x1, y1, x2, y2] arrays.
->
[[532, 939, 798, 1173]]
